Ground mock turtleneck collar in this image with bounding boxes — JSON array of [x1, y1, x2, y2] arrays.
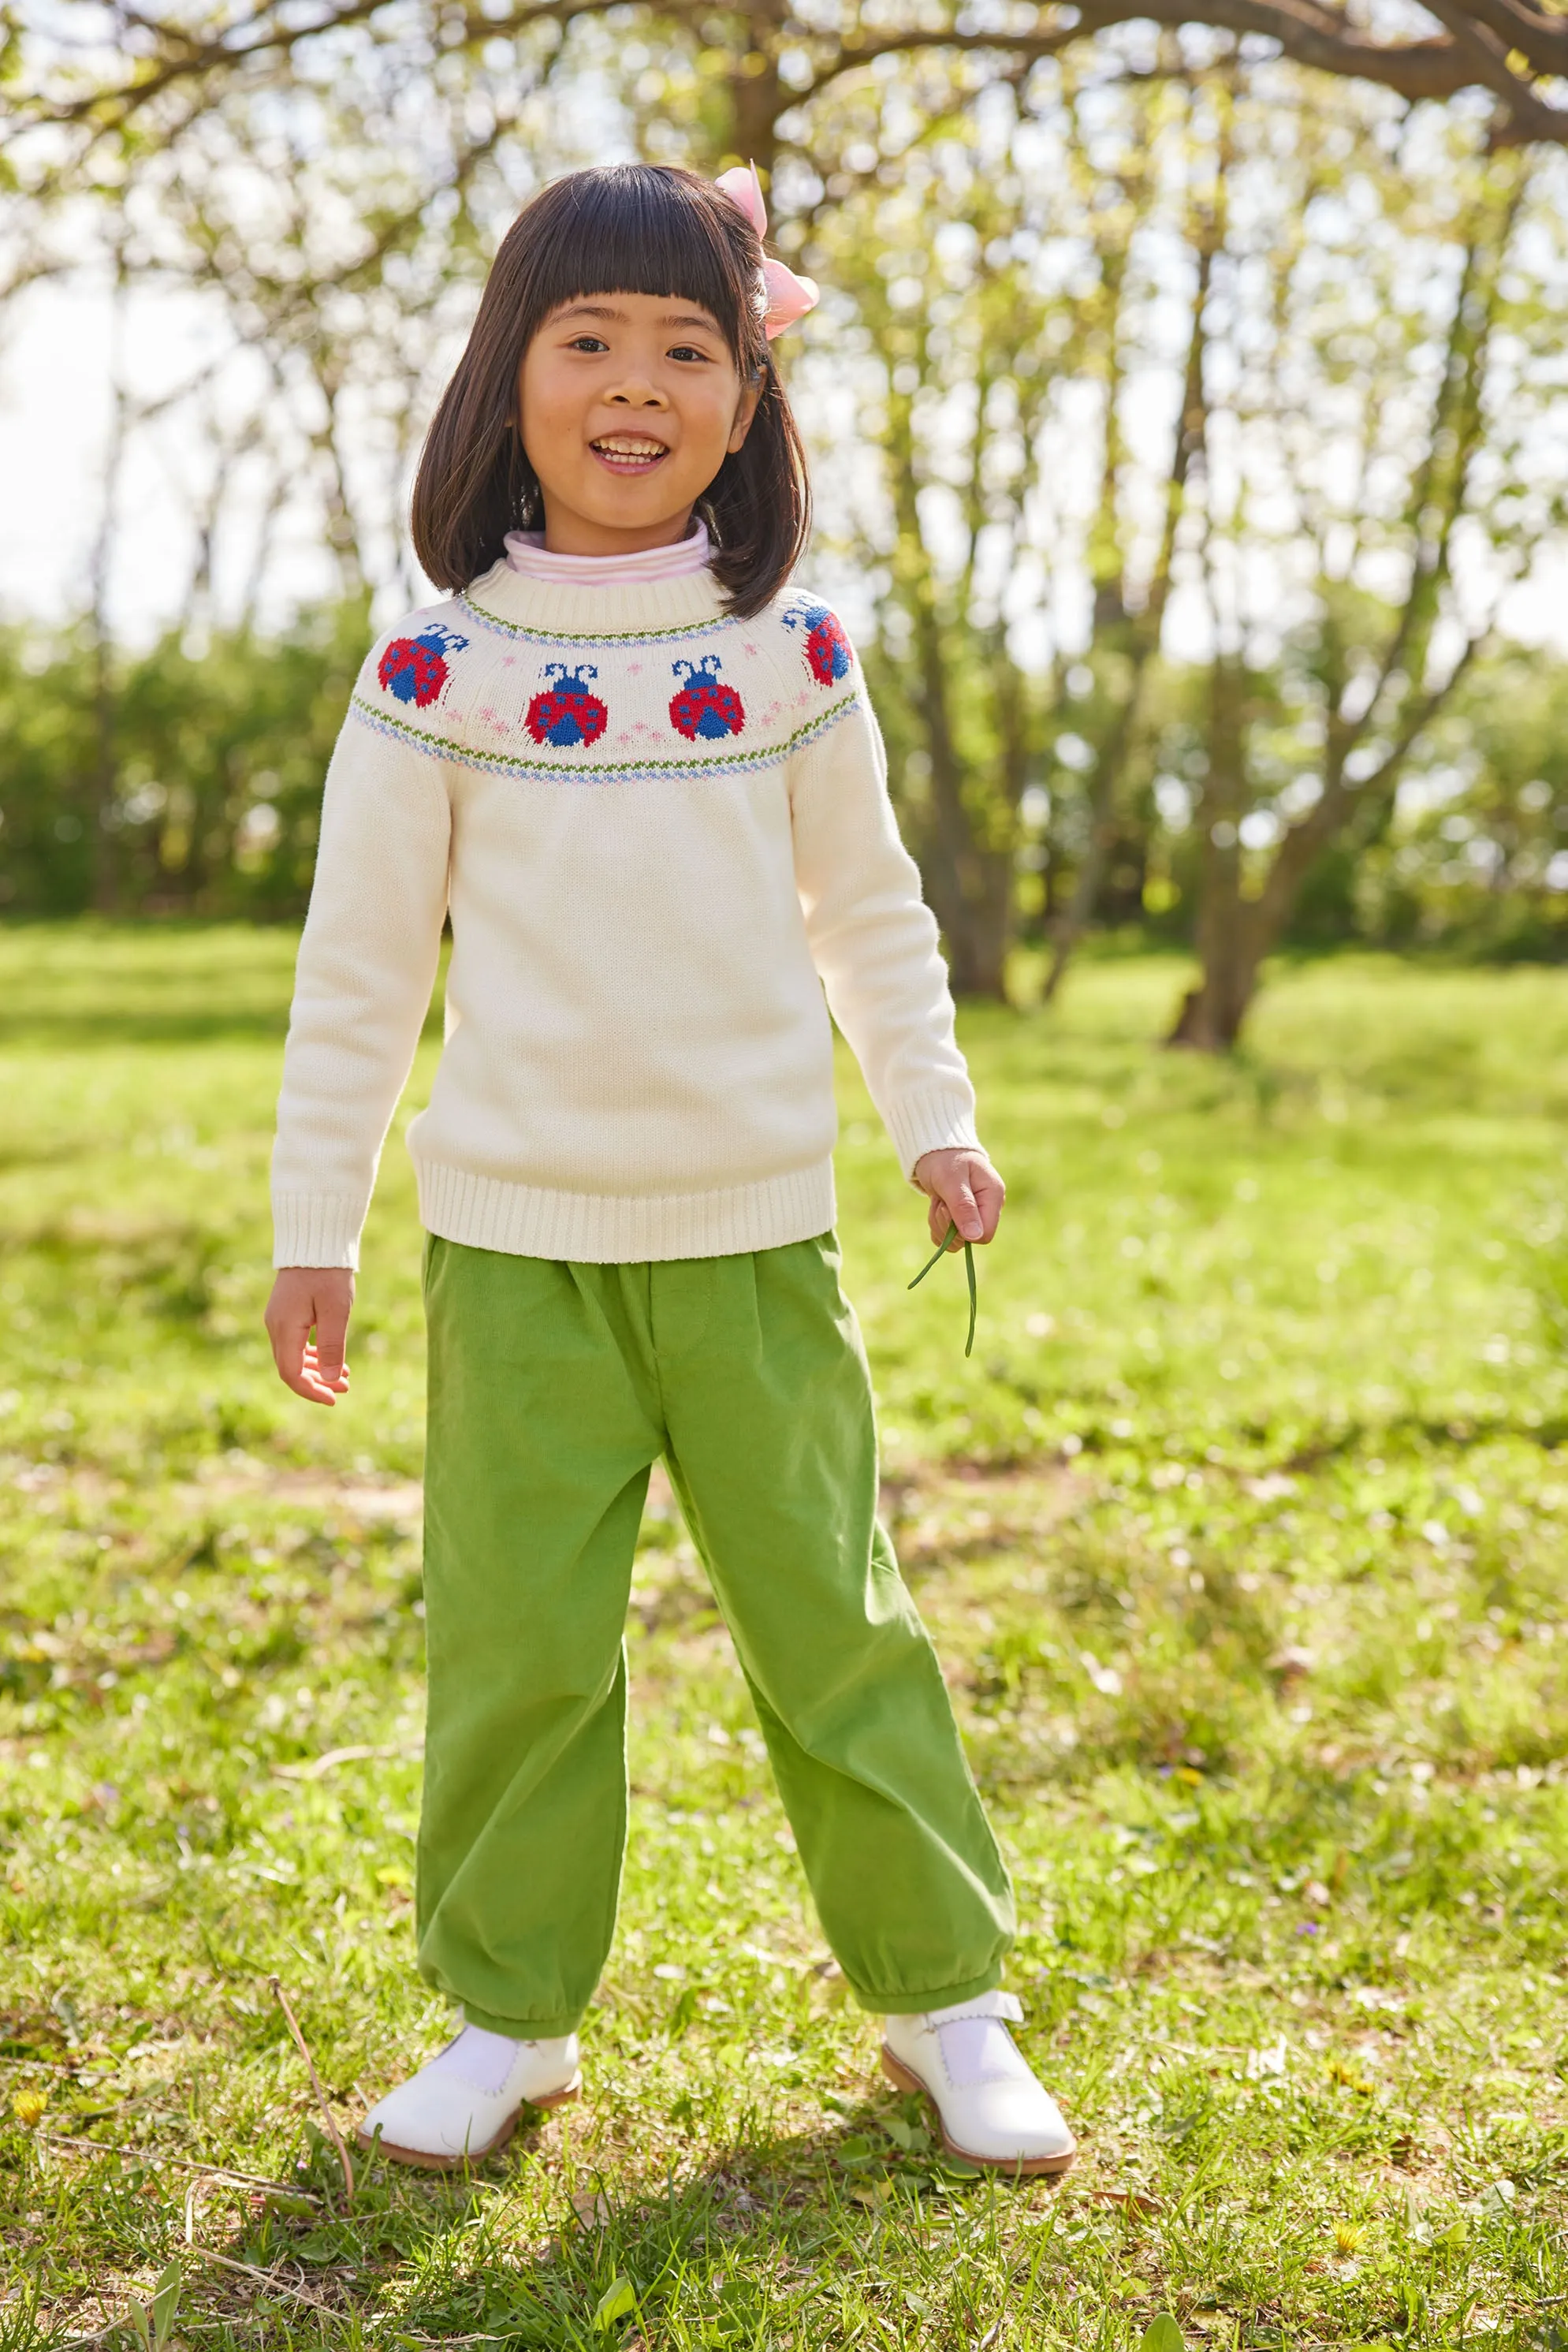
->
[[503, 520, 711, 587], [460, 560, 729, 642]]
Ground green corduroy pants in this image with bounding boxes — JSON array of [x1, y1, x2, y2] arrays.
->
[[415, 1230, 1015, 2037]]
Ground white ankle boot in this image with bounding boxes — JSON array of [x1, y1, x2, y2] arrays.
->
[[881, 1990, 1075, 2175], [357, 2023, 581, 2169]]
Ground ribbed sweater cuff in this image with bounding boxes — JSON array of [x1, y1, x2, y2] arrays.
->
[[881, 1088, 982, 1180], [272, 1195, 367, 1271]]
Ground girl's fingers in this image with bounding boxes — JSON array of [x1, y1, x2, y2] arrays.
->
[[268, 1310, 312, 1388], [281, 1359, 337, 1405], [973, 1166, 1006, 1243], [946, 1174, 982, 1243], [266, 1271, 356, 1407], [313, 1303, 352, 1387], [929, 1198, 963, 1248], [914, 1149, 1005, 1246], [281, 1344, 341, 1405]]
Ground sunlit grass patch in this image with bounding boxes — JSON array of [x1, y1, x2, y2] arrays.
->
[[2, 929, 1566, 2345]]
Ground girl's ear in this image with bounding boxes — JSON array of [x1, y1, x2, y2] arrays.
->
[[727, 375, 765, 456]]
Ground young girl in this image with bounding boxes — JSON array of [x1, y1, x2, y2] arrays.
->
[[265, 162, 1074, 2179]]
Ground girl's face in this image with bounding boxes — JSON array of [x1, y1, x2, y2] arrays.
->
[[517, 292, 761, 554]]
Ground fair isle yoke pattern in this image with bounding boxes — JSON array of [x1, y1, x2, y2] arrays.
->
[[347, 578, 859, 788]]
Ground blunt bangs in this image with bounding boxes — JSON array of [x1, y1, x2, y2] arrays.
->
[[411, 164, 811, 620], [519, 169, 764, 371]]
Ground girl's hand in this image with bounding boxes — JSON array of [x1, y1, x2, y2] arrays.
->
[[913, 1147, 1006, 1249], [265, 1268, 355, 1406]]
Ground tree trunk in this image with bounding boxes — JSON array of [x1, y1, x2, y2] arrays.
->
[[894, 442, 1015, 997], [1040, 688, 1138, 1003], [1042, 196, 1214, 1005], [727, 16, 784, 177], [1167, 926, 1261, 1049], [927, 854, 1014, 997], [1167, 651, 1255, 1048], [917, 710, 1014, 996], [86, 239, 131, 915]]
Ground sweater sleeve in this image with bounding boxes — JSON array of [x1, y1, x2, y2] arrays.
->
[[790, 675, 980, 1178], [271, 699, 452, 1269]]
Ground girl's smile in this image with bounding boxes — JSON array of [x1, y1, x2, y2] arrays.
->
[[516, 293, 760, 557], [590, 431, 670, 475]]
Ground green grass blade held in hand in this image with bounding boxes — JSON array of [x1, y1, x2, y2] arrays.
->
[[907, 1219, 978, 1356]]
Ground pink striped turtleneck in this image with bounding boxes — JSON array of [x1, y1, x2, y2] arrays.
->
[[504, 520, 711, 587]]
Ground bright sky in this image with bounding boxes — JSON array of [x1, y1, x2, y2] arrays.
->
[[1, 278, 360, 641]]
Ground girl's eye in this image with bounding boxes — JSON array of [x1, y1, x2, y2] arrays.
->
[[568, 335, 609, 352], [667, 344, 710, 363]]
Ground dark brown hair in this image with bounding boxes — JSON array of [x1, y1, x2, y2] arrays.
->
[[412, 164, 811, 620]]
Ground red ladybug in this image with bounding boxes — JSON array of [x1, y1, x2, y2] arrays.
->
[[784, 600, 853, 687], [668, 655, 747, 740], [526, 662, 609, 747], [378, 623, 468, 708]]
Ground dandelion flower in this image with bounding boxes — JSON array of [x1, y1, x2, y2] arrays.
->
[[12, 2089, 47, 2128]]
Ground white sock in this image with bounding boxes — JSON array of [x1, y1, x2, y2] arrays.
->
[[425, 2023, 531, 2097], [904, 1993, 1030, 2088]]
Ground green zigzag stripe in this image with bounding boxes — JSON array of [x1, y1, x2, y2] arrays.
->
[[457, 595, 737, 647], [347, 691, 857, 781]]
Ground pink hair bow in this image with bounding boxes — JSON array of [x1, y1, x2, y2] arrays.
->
[[714, 162, 820, 340]]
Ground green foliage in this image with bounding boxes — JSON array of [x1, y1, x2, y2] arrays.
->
[[9, 607, 1568, 967], [1, 929, 1566, 2343], [592, 2272, 638, 2328], [1140, 2317, 1186, 2352], [125, 2260, 182, 2352], [0, 606, 367, 919], [804, 75, 1568, 1026]]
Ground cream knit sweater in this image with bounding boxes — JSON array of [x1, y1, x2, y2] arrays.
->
[[272, 563, 979, 1268]]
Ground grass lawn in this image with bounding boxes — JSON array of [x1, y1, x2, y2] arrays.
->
[[2, 923, 1567, 2350]]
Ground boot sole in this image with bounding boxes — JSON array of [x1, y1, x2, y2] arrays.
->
[[880, 2045, 1075, 2178], [356, 2074, 582, 2171]]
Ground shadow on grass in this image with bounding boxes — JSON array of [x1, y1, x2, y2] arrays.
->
[[181, 2100, 1071, 2346]]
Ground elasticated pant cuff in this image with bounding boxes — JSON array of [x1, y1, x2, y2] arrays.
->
[[460, 2002, 585, 2041], [857, 1962, 1008, 2018]]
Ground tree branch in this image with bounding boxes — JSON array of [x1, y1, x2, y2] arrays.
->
[[13, 0, 1568, 160]]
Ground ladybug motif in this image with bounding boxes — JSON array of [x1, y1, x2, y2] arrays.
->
[[378, 622, 469, 709], [668, 655, 747, 741], [525, 662, 609, 747], [783, 600, 853, 687]]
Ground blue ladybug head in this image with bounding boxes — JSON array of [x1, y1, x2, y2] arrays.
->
[[784, 600, 852, 687], [669, 654, 747, 742], [526, 661, 609, 748], [377, 621, 469, 709]]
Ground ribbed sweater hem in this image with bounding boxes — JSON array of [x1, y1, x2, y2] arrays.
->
[[415, 1156, 838, 1265]]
